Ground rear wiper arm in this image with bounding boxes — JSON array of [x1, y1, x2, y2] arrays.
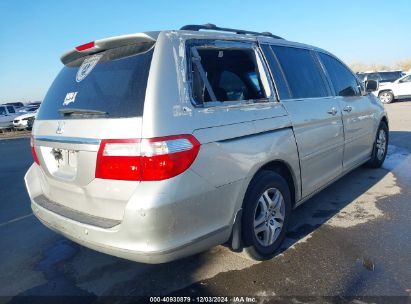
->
[[58, 108, 108, 117]]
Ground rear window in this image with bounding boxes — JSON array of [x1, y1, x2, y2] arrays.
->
[[37, 43, 154, 120]]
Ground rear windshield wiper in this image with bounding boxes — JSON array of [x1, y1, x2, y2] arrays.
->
[[58, 108, 108, 117]]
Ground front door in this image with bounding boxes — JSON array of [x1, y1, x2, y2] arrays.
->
[[318, 52, 375, 170], [395, 75, 411, 98]]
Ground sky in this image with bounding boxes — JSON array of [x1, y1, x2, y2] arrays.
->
[[0, 0, 410, 103]]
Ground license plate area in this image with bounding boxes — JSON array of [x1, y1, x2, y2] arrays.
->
[[40, 146, 79, 180]]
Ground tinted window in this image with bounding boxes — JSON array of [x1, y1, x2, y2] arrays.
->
[[37, 43, 154, 120], [367, 73, 380, 81], [271, 46, 328, 99], [260, 44, 291, 100], [6, 106, 15, 113], [319, 53, 361, 97], [0, 107, 6, 115], [379, 72, 402, 82]]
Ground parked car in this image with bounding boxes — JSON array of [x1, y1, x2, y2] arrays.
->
[[28, 101, 42, 106], [13, 110, 38, 130], [4, 102, 24, 108], [374, 73, 411, 103], [17, 106, 39, 114], [0, 105, 19, 129], [357, 70, 404, 84], [25, 24, 388, 263]]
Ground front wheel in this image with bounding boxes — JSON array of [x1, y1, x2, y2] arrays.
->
[[242, 171, 291, 260], [378, 91, 394, 104], [366, 122, 389, 168]]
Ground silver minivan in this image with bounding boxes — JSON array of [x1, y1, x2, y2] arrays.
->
[[25, 24, 388, 263]]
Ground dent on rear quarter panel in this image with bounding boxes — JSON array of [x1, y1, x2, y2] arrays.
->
[[191, 122, 301, 211]]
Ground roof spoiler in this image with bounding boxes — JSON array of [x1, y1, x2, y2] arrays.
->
[[60, 32, 157, 65]]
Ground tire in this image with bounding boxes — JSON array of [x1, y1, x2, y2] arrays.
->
[[366, 122, 389, 168], [378, 91, 394, 104], [242, 170, 292, 260]]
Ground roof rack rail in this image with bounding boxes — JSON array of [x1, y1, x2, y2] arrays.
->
[[180, 23, 284, 40]]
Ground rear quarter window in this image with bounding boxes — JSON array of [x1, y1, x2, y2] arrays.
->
[[37, 43, 154, 120]]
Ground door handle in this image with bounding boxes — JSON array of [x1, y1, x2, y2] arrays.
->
[[327, 107, 338, 116], [343, 106, 352, 112]]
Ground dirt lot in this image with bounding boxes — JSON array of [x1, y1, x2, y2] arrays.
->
[[0, 129, 31, 140]]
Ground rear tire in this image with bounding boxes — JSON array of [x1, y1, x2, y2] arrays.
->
[[242, 170, 291, 260], [366, 122, 388, 168], [378, 91, 394, 104]]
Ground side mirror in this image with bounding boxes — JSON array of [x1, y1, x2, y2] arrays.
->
[[365, 79, 379, 92]]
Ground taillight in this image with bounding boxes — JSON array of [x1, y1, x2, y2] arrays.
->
[[30, 136, 40, 165], [75, 41, 95, 51], [95, 135, 200, 181]]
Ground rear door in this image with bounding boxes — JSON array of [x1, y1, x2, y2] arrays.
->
[[262, 44, 344, 197], [32, 42, 155, 220], [318, 52, 375, 170]]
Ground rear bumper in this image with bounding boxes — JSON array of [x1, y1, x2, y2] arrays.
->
[[25, 164, 236, 264]]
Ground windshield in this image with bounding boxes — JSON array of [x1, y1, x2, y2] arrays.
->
[[37, 43, 154, 120]]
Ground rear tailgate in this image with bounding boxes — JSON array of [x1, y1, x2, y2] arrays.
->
[[32, 118, 142, 221], [31, 36, 156, 221]]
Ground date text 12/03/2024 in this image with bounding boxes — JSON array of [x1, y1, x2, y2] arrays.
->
[[149, 296, 257, 303]]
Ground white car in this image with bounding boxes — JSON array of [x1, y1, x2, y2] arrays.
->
[[374, 74, 411, 103], [13, 110, 38, 130]]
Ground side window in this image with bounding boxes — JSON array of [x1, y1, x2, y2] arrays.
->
[[319, 53, 361, 97], [0, 107, 6, 115], [189, 44, 270, 104], [367, 73, 381, 82], [260, 44, 291, 100], [6, 106, 15, 114], [271, 46, 329, 99], [399, 75, 411, 83]]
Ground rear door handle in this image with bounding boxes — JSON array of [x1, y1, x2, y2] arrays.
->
[[343, 106, 352, 112], [327, 107, 338, 116]]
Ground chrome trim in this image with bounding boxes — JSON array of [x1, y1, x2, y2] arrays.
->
[[34, 135, 101, 145]]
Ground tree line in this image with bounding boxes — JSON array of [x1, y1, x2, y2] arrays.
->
[[349, 58, 411, 73]]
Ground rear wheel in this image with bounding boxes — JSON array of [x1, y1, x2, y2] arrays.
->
[[366, 122, 388, 168], [242, 170, 291, 260], [378, 91, 394, 104]]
